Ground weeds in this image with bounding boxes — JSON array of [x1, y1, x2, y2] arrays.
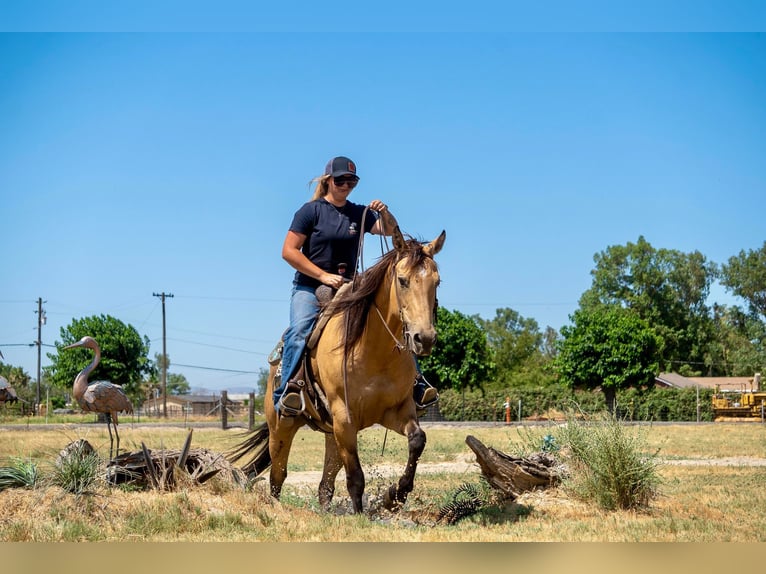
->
[[555, 413, 661, 510]]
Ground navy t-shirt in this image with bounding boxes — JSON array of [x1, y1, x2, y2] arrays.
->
[[289, 198, 378, 288]]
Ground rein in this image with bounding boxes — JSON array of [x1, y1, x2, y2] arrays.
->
[[341, 206, 396, 422]]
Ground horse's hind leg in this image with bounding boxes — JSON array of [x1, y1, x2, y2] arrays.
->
[[318, 433, 343, 510], [384, 420, 426, 511]]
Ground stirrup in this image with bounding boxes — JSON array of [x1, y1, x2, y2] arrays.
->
[[278, 380, 306, 416], [415, 386, 439, 410]]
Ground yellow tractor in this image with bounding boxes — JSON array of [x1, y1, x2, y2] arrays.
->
[[712, 373, 766, 419]]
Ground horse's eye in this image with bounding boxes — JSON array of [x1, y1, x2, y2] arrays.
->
[[398, 276, 409, 289]]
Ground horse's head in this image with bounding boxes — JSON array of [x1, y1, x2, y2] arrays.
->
[[391, 227, 446, 356]]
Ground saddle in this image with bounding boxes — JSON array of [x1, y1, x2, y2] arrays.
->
[[269, 282, 353, 433]]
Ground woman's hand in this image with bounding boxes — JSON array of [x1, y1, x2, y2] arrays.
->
[[368, 199, 387, 213], [319, 272, 345, 289]]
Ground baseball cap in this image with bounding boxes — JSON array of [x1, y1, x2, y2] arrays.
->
[[325, 156, 358, 178]]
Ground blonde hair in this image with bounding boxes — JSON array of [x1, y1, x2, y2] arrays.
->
[[310, 174, 331, 201]]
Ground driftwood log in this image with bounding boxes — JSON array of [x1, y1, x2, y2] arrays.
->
[[105, 429, 247, 490], [465, 435, 563, 500]]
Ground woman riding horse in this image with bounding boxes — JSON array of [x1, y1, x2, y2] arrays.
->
[[273, 155, 437, 416], [231, 226, 446, 513]]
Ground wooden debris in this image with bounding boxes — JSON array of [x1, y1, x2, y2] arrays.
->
[[106, 429, 247, 490], [465, 435, 563, 501]]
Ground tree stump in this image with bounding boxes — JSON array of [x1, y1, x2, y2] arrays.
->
[[465, 435, 563, 500]]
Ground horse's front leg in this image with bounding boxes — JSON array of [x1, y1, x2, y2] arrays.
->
[[268, 419, 300, 499], [318, 433, 343, 510], [383, 418, 426, 511], [333, 421, 365, 513]]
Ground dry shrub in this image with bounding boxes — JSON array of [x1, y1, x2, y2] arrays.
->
[[556, 413, 661, 510]]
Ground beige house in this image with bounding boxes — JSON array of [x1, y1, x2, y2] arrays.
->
[[655, 372, 762, 393]]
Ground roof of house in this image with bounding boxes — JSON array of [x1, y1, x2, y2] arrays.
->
[[141, 394, 242, 406], [656, 372, 758, 391]]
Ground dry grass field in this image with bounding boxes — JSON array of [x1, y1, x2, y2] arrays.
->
[[1, 419, 765, 542]]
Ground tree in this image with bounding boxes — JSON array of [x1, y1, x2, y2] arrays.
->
[[480, 308, 542, 374], [45, 314, 151, 406], [554, 306, 663, 413], [720, 241, 766, 321], [256, 367, 269, 397], [479, 308, 557, 389], [418, 307, 495, 393], [707, 303, 766, 376], [580, 236, 716, 374], [148, 353, 190, 395]]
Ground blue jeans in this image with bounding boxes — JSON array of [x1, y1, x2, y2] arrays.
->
[[273, 284, 320, 404]]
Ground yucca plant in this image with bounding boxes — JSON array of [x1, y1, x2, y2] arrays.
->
[[0, 458, 38, 491], [50, 441, 102, 494]]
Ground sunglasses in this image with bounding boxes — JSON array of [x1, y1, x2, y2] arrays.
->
[[333, 176, 359, 187]]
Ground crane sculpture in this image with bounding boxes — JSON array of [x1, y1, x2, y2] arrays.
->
[[0, 350, 19, 406], [63, 336, 133, 459]]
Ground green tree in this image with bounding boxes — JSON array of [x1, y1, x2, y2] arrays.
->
[[707, 303, 766, 376], [418, 307, 495, 393], [580, 236, 716, 374], [479, 308, 557, 389], [45, 314, 151, 405], [555, 306, 663, 413], [720, 241, 766, 321], [149, 353, 191, 395], [480, 308, 542, 373], [256, 367, 269, 397]]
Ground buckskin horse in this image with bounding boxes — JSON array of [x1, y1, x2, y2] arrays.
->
[[229, 225, 445, 513]]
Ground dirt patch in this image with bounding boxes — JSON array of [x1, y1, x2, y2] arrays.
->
[[280, 455, 766, 487]]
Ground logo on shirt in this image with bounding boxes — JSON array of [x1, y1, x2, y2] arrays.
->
[[349, 222, 358, 236]]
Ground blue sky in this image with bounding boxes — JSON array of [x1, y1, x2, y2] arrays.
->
[[2, 23, 765, 393]]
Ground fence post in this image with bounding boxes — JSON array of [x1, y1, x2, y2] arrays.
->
[[249, 392, 255, 430], [221, 390, 228, 430]]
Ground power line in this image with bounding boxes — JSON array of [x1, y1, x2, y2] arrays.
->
[[164, 337, 266, 355], [173, 363, 259, 374]]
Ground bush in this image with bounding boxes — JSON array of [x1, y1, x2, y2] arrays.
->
[[555, 413, 661, 510], [434, 384, 714, 422]]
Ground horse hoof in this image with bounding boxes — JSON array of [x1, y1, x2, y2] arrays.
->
[[383, 485, 402, 511]]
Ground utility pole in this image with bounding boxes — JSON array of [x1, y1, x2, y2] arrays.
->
[[35, 297, 46, 415], [153, 292, 174, 418]]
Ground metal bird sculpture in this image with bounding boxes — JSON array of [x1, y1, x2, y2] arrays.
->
[[0, 350, 19, 406], [63, 336, 133, 459], [0, 375, 18, 405]]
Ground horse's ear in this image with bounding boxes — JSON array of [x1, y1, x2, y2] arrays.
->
[[392, 225, 406, 251], [423, 230, 446, 257]]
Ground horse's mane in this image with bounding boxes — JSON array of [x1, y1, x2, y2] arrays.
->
[[326, 237, 436, 355]]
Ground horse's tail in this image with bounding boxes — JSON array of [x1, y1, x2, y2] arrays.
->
[[226, 422, 272, 477]]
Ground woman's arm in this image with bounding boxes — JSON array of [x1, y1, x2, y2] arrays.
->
[[282, 230, 345, 289], [368, 200, 398, 236]]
